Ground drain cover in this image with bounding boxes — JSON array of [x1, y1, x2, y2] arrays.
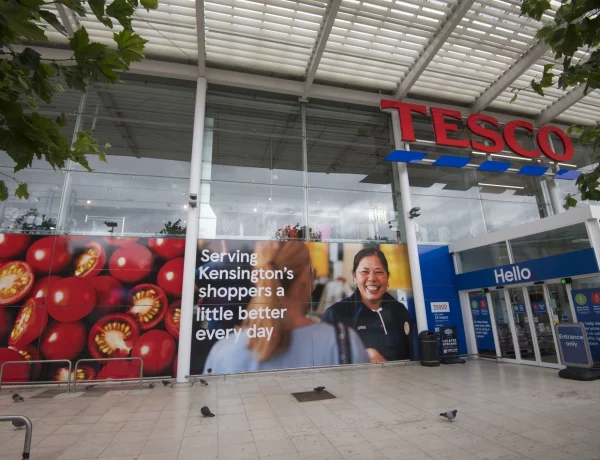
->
[[291, 390, 336, 402], [32, 389, 65, 398]]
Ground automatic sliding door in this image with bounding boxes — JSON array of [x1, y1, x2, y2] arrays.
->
[[507, 287, 536, 362]]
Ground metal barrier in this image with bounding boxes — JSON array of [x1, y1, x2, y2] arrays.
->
[[0, 415, 32, 460], [73, 357, 143, 392], [0, 360, 72, 393]]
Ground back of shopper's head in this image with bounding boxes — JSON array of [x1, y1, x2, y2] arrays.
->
[[245, 241, 311, 362]]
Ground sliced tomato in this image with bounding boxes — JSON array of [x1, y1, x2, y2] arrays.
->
[[0, 347, 30, 382], [52, 364, 96, 382], [26, 236, 73, 275], [9, 297, 48, 348], [132, 330, 176, 376], [74, 241, 106, 278], [127, 284, 167, 330], [11, 344, 42, 380], [39, 321, 86, 360], [0, 234, 30, 259], [88, 313, 140, 359], [89, 276, 123, 313], [0, 261, 34, 306], [29, 275, 62, 302], [0, 307, 13, 341], [102, 237, 139, 247], [157, 257, 184, 297], [165, 300, 181, 339], [109, 244, 153, 284], [148, 238, 185, 260], [47, 277, 97, 322], [97, 360, 142, 380]]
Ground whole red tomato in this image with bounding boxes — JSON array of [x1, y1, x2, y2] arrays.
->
[[40, 321, 86, 360], [0, 234, 30, 259], [165, 301, 181, 339], [52, 364, 96, 382], [74, 241, 106, 278], [0, 307, 12, 341], [9, 298, 48, 348], [89, 276, 123, 312], [88, 313, 140, 359], [12, 344, 42, 379], [29, 275, 62, 302], [109, 244, 153, 284], [157, 258, 184, 297], [47, 277, 96, 322], [132, 330, 176, 376], [97, 360, 142, 380], [102, 237, 139, 247], [127, 284, 167, 330], [26, 236, 72, 275], [0, 261, 34, 306], [148, 238, 185, 260], [0, 347, 30, 382]]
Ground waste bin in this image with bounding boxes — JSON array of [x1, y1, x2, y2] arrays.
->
[[418, 330, 440, 367]]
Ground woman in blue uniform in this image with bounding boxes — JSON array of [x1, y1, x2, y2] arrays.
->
[[321, 247, 413, 363]]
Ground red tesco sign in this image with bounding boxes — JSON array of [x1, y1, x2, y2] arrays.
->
[[381, 100, 574, 162]]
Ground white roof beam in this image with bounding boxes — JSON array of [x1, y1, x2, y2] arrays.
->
[[471, 40, 550, 113], [394, 0, 475, 100], [56, 4, 76, 37], [304, 0, 342, 93], [534, 84, 587, 127], [196, 0, 206, 75]]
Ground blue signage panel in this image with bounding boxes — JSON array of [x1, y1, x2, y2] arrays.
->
[[531, 302, 547, 314], [570, 289, 600, 362], [513, 303, 526, 314], [470, 296, 496, 351], [555, 323, 593, 368], [456, 249, 599, 290]]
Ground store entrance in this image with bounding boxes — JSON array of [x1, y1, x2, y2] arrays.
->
[[467, 283, 565, 368]]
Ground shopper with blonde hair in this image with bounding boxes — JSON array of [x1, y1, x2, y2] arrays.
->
[[203, 241, 368, 373]]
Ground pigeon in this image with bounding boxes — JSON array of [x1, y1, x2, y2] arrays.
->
[[85, 384, 97, 390], [440, 410, 458, 421], [162, 380, 171, 387], [12, 393, 24, 402], [149, 382, 155, 389], [12, 420, 25, 429], [200, 406, 215, 417], [314, 386, 325, 393], [199, 379, 208, 386], [207, 368, 212, 374]]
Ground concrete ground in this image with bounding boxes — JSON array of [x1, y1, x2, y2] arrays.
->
[[1, 360, 599, 460]]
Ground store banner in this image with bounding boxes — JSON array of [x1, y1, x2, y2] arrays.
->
[[0, 234, 184, 383], [470, 296, 495, 352], [570, 289, 600, 362], [190, 239, 414, 375], [555, 323, 594, 368], [440, 326, 459, 358]]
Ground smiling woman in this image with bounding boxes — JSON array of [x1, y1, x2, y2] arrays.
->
[[321, 248, 413, 363]]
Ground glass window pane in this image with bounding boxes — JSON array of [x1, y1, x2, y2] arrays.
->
[[510, 223, 590, 263], [459, 242, 510, 273]]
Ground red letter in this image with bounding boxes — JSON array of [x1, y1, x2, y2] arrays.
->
[[467, 114, 504, 153], [380, 99, 427, 142], [430, 107, 469, 149], [537, 126, 575, 162], [503, 120, 540, 158]]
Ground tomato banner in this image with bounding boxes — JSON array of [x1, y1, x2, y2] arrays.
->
[[0, 234, 184, 383]]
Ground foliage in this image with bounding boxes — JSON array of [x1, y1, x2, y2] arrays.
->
[[520, 0, 600, 208], [160, 219, 186, 235], [0, 0, 158, 201]]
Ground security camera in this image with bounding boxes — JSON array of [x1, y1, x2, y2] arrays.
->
[[189, 193, 198, 208]]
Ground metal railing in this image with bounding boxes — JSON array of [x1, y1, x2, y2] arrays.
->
[[0, 416, 32, 460], [73, 357, 143, 392], [0, 360, 72, 393]]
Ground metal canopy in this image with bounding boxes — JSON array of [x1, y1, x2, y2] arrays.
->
[[38, 0, 600, 126]]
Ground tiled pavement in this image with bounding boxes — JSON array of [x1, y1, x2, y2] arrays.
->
[[1, 360, 600, 460]]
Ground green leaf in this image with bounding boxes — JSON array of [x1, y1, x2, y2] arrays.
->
[[510, 92, 518, 104], [0, 1, 48, 42], [531, 80, 545, 96], [114, 29, 147, 64], [564, 194, 578, 209], [520, 0, 551, 21], [70, 27, 90, 52], [56, 0, 87, 16], [140, 0, 158, 10], [15, 183, 29, 200], [106, 0, 135, 29], [38, 10, 68, 37], [88, 0, 113, 27], [0, 181, 7, 202]]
